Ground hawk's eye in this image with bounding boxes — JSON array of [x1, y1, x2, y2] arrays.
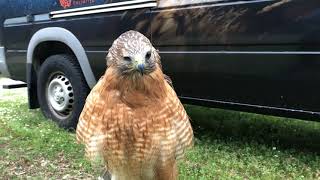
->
[[123, 56, 131, 62], [145, 51, 151, 60]]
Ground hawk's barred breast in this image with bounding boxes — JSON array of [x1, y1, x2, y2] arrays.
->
[[76, 31, 193, 179]]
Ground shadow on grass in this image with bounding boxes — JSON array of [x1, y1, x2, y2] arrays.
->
[[185, 105, 320, 153]]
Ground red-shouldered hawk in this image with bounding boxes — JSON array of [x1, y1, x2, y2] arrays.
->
[[76, 30, 193, 180]]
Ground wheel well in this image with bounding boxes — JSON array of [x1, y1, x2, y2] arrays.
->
[[32, 41, 75, 71], [28, 41, 77, 109]]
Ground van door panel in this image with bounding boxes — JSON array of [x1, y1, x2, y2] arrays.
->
[[151, 0, 320, 112], [4, 0, 33, 81]]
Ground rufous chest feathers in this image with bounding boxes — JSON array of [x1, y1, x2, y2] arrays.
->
[[102, 66, 168, 108]]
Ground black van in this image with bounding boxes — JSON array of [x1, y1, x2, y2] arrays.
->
[[1, 0, 320, 128]]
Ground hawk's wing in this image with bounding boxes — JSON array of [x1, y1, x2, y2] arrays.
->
[[153, 48, 174, 88], [164, 74, 174, 88], [161, 82, 193, 161], [76, 78, 113, 161]]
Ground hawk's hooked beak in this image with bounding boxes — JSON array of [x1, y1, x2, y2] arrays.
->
[[133, 56, 145, 75], [137, 64, 145, 75]]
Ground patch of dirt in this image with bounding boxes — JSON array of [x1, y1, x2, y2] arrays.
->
[[0, 142, 8, 148], [0, 150, 97, 179]]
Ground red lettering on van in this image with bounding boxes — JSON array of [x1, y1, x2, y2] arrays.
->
[[59, 0, 72, 9]]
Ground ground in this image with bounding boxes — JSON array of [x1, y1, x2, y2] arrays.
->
[[0, 78, 320, 179]]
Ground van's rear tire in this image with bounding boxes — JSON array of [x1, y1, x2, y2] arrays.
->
[[37, 54, 89, 129]]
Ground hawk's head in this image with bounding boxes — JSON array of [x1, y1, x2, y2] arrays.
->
[[106, 31, 160, 76]]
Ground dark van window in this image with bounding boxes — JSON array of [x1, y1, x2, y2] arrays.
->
[[5, 0, 31, 17], [30, 0, 52, 15]]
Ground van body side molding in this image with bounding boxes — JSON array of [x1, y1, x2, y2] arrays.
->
[[27, 27, 96, 88]]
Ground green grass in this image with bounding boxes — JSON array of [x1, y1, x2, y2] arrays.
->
[[0, 89, 98, 178], [0, 88, 320, 179]]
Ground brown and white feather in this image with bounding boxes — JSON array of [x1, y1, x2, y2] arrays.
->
[[76, 31, 193, 180]]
